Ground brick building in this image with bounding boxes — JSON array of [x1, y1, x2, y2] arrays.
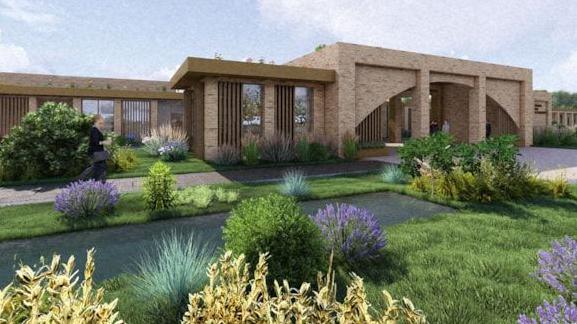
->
[[1, 42, 554, 160]]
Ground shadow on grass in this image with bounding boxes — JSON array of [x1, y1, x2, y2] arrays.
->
[[459, 196, 577, 220]]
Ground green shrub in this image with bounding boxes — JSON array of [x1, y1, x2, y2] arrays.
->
[[110, 147, 138, 171], [279, 169, 311, 198], [223, 194, 325, 284], [132, 231, 216, 324], [534, 126, 577, 148], [241, 134, 260, 166], [545, 175, 571, 199], [381, 165, 409, 184], [0, 102, 92, 180], [143, 162, 176, 211], [309, 141, 331, 161], [398, 132, 456, 177], [295, 136, 311, 162], [214, 187, 239, 203], [342, 132, 359, 161]]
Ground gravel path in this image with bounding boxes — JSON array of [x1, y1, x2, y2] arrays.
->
[[0, 161, 385, 206]]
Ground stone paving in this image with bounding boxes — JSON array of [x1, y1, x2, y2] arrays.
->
[[0, 161, 385, 206]]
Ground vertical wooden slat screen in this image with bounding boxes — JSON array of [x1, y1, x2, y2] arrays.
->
[[121, 100, 151, 140], [355, 105, 384, 144], [0, 95, 29, 138], [217, 81, 242, 147], [275, 85, 295, 139]]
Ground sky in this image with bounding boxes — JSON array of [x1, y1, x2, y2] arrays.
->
[[0, 0, 576, 91]]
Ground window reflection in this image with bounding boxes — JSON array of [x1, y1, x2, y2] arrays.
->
[[82, 99, 114, 131], [294, 87, 312, 135], [242, 84, 263, 137]]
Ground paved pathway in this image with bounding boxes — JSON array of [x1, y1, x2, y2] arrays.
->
[[0, 191, 454, 284], [366, 147, 577, 183], [0, 161, 385, 206]]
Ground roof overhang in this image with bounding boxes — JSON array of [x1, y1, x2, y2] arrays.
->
[[170, 57, 336, 89], [0, 84, 183, 100]]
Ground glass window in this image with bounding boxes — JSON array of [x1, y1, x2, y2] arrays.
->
[[82, 99, 114, 132], [241, 84, 263, 137], [294, 87, 312, 135]]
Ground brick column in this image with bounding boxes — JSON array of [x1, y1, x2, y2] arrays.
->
[[203, 78, 219, 160], [150, 100, 159, 130], [411, 69, 430, 138], [468, 75, 486, 143], [263, 81, 275, 138], [519, 79, 533, 146], [389, 96, 403, 142], [72, 98, 82, 112], [114, 99, 122, 135], [312, 85, 325, 137], [28, 96, 37, 112]]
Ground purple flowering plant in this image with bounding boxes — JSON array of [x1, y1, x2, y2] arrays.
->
[[158, 141, 188, 162], [518, 296, 577, 324], [535, 236, 577, 300], [310, 203, 386, 264], [55, 180, 119, 218]]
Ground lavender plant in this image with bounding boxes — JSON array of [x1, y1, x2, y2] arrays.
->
[[311, 203, 386, 264], [54, 180, 119, 218], [518, 296, 577, 324], [159, 141, 188, 162], [535, 236, 577, 300]]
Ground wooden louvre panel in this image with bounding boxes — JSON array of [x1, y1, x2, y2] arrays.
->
[[0, 95, 29, 138], [355, 105, 383, 144], [275, 85, 295, 139], [121, 100, 151, 140], [492, 105, 518, 136], [217, 81, 242, 147]]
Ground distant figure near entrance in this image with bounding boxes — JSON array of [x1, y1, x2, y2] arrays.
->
[[442, 120, 450, 133], [79, 114, 111, 182]]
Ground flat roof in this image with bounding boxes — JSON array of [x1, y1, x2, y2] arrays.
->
[[0, 84, 183, 100], [170, 57, 336, 89]]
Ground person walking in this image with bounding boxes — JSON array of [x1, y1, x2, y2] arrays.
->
[[442, 120, 450, 133], [79, 114, 111, 182]]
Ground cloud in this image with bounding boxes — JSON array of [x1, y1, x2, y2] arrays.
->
[[0, 0, 58, 25], [551, 50, 577, 91], [146, 65, 179, 81], [257, 0, 573, 56], [0, 30, 46, 73]]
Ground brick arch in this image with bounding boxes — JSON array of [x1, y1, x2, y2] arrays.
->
[[485, 78, 521, 126], [486, 95, 518, 136]]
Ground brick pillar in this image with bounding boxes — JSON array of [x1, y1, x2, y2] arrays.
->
[[72, 98, 82, 112], [519, 79, 533, 146], [312, 85, 325, 137], [114, 99, 122, 135], [28, 96, 37, 112], [204, 78, 219, 160], [411, 69, 430, 138], [150, 100, 159, 130], [263, 81, 275, 138], [468, 75, 487, 143], [389, 96, 403, 142]]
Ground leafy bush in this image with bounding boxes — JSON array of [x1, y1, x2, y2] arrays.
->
[[381, 165, 409, 184], [259, 133, 295, 163], [398, 132, 456, 177], [241, 134, 260, 166], [311, 203, 386, 265], [142, 136, 164, 157], [279, 169, 311, 198], [309, 141, 332, 161], [342, 132, 359, 161], [54, 180, 119, 218], [132, 232, 216, 324], [0, 249, 122, 323], [214, 144, 241, 165], [534, 126, 577, 148], [175, 185, 214, 208], [182, 251, 426, 323], [223, 194, 325, 284], [110, 147, 138, 171], [458, 135, 519, 173], [0, 102, 92, 180], [295, 136, 312, 162], [143, 161, 176, 211], [518, 296, 577, 324], [159, 142, 188, 162], [214, 187, 239, 203]]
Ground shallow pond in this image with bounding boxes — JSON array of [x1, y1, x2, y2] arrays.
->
[[0, 191, 453, 284]]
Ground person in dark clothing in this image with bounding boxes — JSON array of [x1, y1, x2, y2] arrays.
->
[[79, 115, 111, 182], [486, 122, 492, 138]]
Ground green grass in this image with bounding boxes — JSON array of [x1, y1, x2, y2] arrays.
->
[[0, 173, 413, 242], [0, 148, 343, 187]]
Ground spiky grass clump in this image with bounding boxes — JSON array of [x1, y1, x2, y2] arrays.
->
[[214, 145, 241, 166], [131, 231, 216, 324], [381, 165, 409, 184], [279, 169, 311, 198], [214, 187, 239, 203]]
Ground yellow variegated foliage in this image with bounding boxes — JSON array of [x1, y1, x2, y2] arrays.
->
[[0, 249, 123, 324], [182, 251, 426, 324]]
